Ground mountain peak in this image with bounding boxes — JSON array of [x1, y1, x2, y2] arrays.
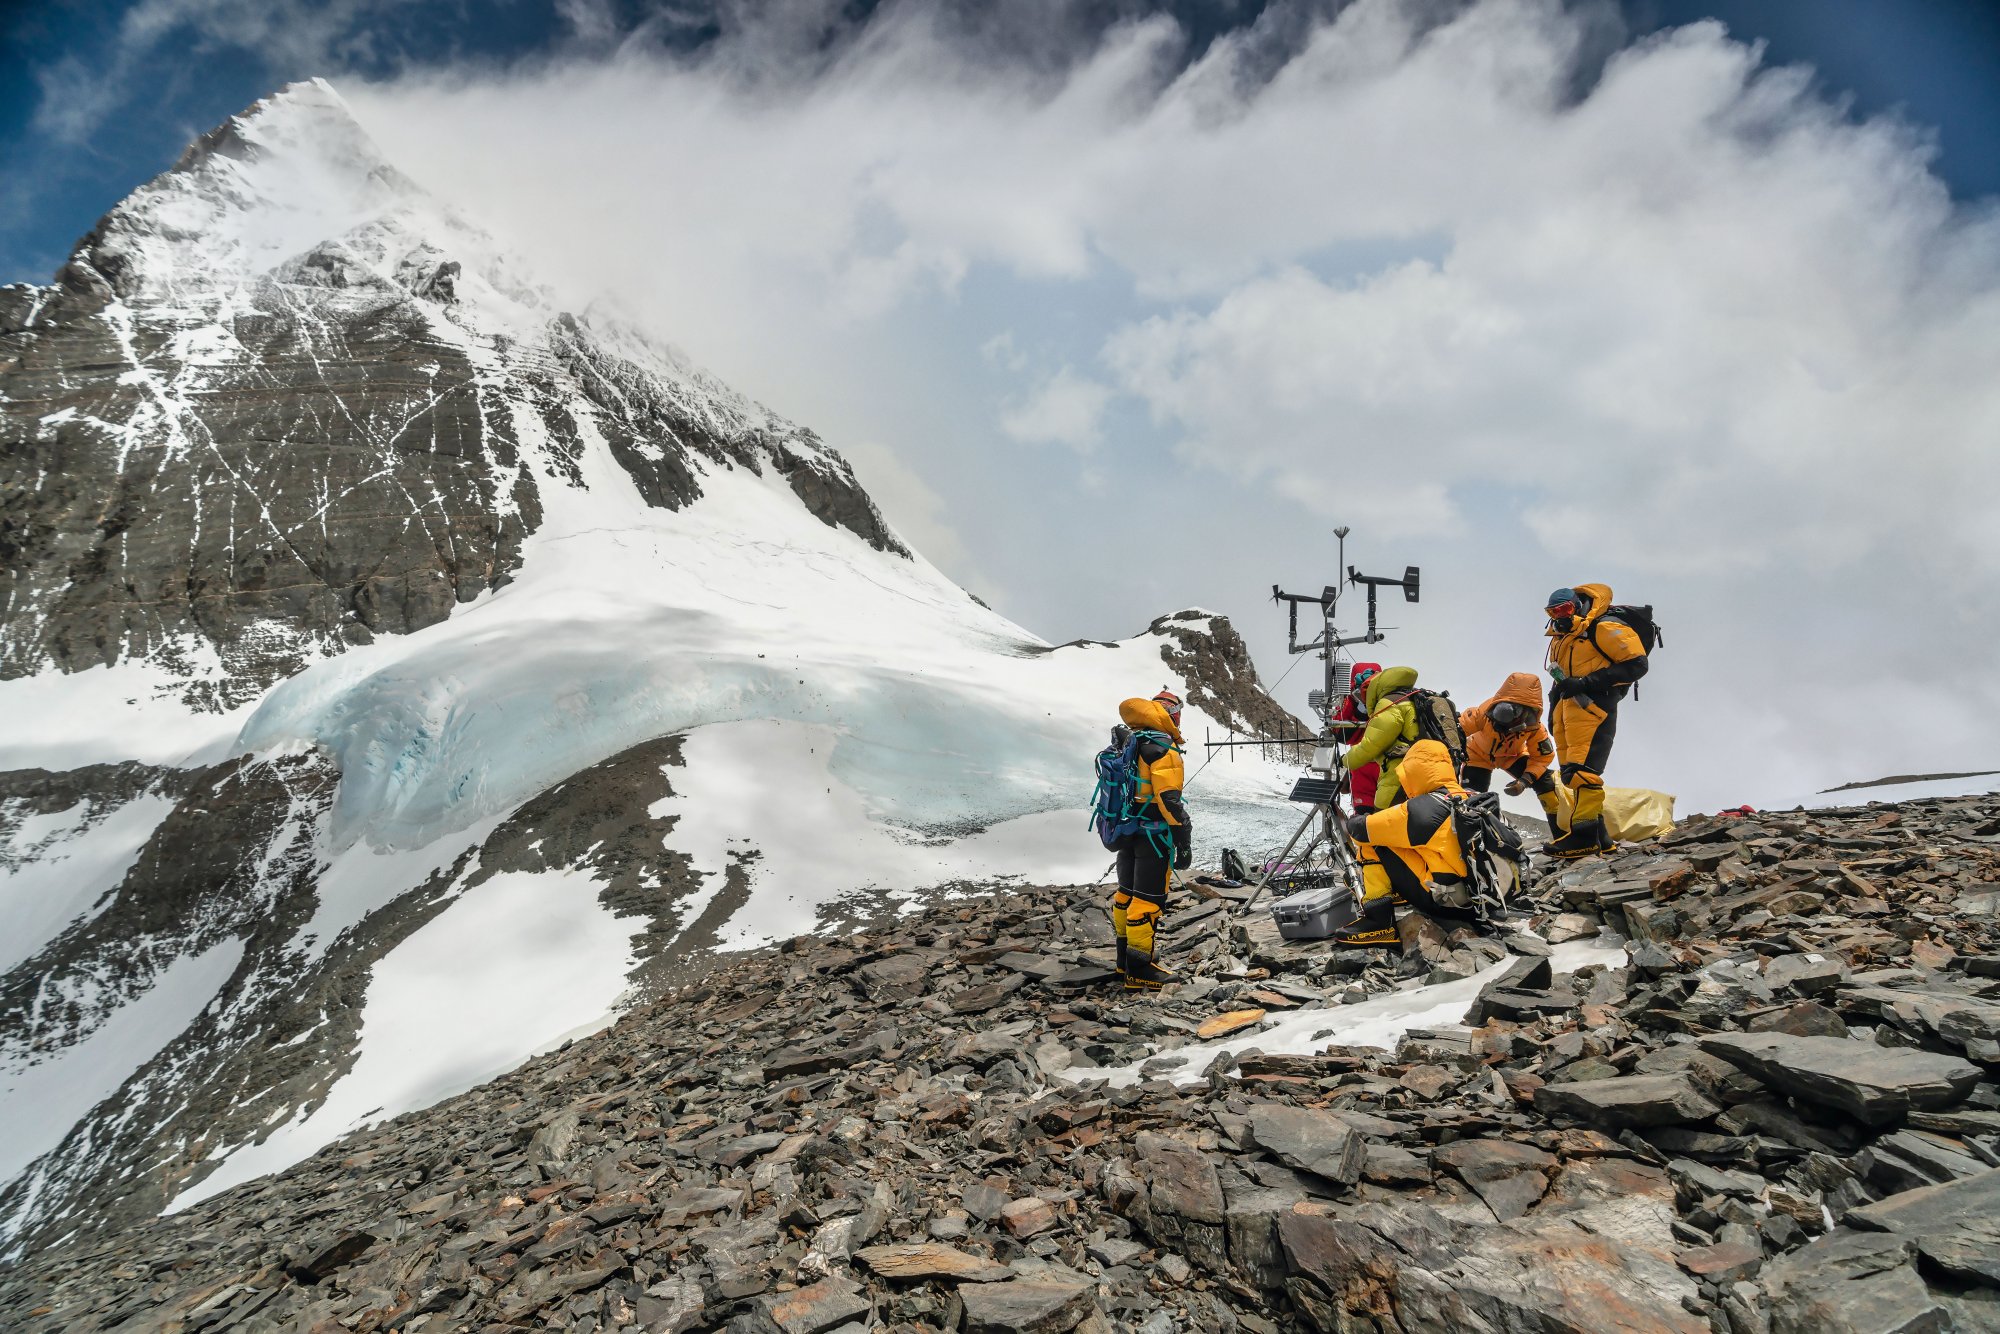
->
[[61, 78, 425, 304]]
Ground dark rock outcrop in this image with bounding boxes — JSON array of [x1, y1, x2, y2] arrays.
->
[[1150, 609, 1310, 742]]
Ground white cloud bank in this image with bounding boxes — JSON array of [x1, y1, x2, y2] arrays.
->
[[1002, 367, 1114, 450], [332, 0, 2000, 808]]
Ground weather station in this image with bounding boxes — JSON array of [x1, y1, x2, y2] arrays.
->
[[1201, 528, 1424, 928]]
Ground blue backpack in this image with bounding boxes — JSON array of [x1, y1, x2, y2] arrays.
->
[[1089, 730, 1172, 850]]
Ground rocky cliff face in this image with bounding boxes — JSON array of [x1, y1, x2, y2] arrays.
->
[[0, 80, 901, 707], [1149, 610, 1308, 744]]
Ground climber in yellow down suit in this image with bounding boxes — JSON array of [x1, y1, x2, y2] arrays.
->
[[1332, 740, 1483, 949], [1543, 584, 1650, 859]]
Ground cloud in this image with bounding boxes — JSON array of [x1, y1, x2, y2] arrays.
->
[[1000, 367, 1113, 451], [269, 0, 2000, 803], [30, 56, 129, 144], [556, 0, 623, 52], [30, 0, 476, 145]]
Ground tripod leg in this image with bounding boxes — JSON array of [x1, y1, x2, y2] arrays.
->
[[1239, 804, 1321, 914]]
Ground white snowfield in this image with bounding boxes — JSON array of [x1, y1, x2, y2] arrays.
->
[[0, 81, 1300, 1223]]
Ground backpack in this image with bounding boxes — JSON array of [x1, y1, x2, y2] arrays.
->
[[1389, 688, 1468, 772], [1590, 604, 1662, 698], [1592, 604, 1661, 654], [1088, 730, 1173, 850], [1446, 791, 1525, 914]]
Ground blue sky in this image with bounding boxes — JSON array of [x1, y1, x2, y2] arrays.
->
[[5, 1, 1999, 284], [5, 0, 2000, 804]]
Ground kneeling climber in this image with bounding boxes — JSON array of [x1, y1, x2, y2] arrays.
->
[[1334, 740, 1482, 948], [1459, 672, 1562, 838], [1544, 584, 1650, 859], [1112, 689, 1191, 989]]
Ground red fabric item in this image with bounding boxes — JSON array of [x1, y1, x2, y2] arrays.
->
[[1327, 661, 1383, 809]]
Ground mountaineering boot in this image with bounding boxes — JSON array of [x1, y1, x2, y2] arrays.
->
[[1123, 907, 1178, 990], [1333, 896, 1400, 949], [1124, 952, 1179, 990], [1114, 938, 1129, 978], [1547, 785, 1607, 859], [1544, 821, 1603, 860]]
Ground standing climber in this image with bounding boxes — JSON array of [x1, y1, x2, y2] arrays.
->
[[1544, 585, 1650, 858], [1341, 665, 1421, 807], [1459, 672, 1563, 837], [1333, 740, 1480, 948], [1111, 688, 1191, 989], [1326, 663, 1383, 815]]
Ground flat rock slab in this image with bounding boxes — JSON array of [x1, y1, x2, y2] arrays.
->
[[1845, 1166, 2000, 1234], [1197, 1008, 1267, 1039], [1434, 1139, 1556, 1222], [1086, 1238, 1148, 1268], [757, 1275, 873, 1334], [1048, 966, 1118, 991], [1761, 1232, 1947, 1334], [1400, 1064, 1460, 1099], [1764, 951, 1847, 995], [1135, 1132, 1225, 1224], [958, 1279, 1096, 1334], [655, 1186, 746, 1226], [1362, 1143, 1432, 1187], [1677, 1241, 1763, 1284], [1699, 1033, 1982, 1126], [1248, 1103, 1364, 1186], [1532, 1074, 1722, 1129], [1000, 1198, 1058, 1238], [854, 1243, 1010, 1283], [282, 1229, 374, 1282], [857, 952, 931, 998], [951, 974, 1029, 1014], [1395, 1216, 1707, 1334]]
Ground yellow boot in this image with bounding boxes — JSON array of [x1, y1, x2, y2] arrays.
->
[[1112, 895, 1130, 977], [1332, 895, 1399, 948], [1334, 864, 1400, 948], [1547, 784, 1607, 860], [1123, 901, 1177, 990]]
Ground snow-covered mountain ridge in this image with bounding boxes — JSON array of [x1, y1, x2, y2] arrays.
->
[[0, 82, 1302, 1255]]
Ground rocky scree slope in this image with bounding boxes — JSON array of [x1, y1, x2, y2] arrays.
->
[[0, 81, 1306, 1264], [5, 792, 1999, 1333]]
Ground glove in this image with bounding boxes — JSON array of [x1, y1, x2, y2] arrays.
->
[[1548, 676, 1578, 703], [1173, 844, 1192, 871], [1504, 778, 1527, 796], [1344, 813, 1372, 843]]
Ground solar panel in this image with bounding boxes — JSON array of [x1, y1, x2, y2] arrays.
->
[[1288, 775, 1341, 805]]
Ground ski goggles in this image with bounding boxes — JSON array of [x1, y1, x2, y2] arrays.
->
[[1545, 600, 1577, 620]]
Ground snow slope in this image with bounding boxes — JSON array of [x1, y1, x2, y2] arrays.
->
[[1, 790, 177, 974]]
